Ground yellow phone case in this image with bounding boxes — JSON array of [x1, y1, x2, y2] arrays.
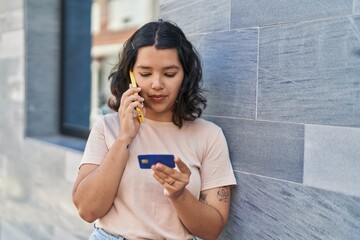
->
[[129, 70, 144, 123]]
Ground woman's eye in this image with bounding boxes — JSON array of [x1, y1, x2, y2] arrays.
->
[[164, 73, 176, 78], [139, 73, 151, 77]]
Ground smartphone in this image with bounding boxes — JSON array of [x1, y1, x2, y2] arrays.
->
[[138, 154, 175, 169], [129, 70, 144, 123]]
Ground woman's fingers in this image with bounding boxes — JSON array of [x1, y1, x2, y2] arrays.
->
[[151, 157, 192, 199], [152, 164, 176, 180], [152, 173, 176, 186], [126, 101, 144, 118], [174, 157, 191, 175], [118, 87, 144, 119], [151, 157, 191, 187], [119, 94, 144, 113], [117, 87, 144, 138], [120, 87, 142, 105]]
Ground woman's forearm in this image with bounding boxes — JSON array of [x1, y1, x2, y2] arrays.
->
[[72, 138, 131, 222], [169, 189, 227, 240]]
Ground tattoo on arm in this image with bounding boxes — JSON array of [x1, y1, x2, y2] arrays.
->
[[217, 187, 229, 202], [200, 192, 207, 204]]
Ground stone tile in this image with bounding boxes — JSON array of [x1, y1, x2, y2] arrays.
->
[[0, 30, 24, 58], [26, 0, 60, 33], [0, 221, 32, 240], [206, 117, 304, 183], [258, 16, 360, 127], [53, 226, 88, 240], [3, 149, 32, 202], [355, 0, 360, 13], [1, 58, 24, 103], [304, 125, 360, 197], [0, 0, 23, 13], [190, 29, 258, 119], [0, 57, 24, 103], [159, 0, 196, 13], [160, 0, 230, 34], [0, 154, 7, 200], [26, 30, 60, 136], [0, 8, 23, 33], [55, 186, 93, 238], [26, 83, 59, 115], [0, 100, 24, 145], [24, 147, 66, 187], [26, 111, 59, 137], [26, 31, 60, 88], [220, 172, 360, 239], [231, 0, 353, 28], [65, 150, 83, 182]]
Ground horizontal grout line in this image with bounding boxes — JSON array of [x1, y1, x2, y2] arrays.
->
[[203, 114, 360, 129], [255, 13, 360, 29], [186, 27, 259, 37], [233, 170, 304, 185], [233, 170, 360, 198], [203, 114, 256, 121], [204, 114, 306, 126]]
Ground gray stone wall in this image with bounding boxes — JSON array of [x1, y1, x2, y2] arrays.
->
[[160, 0, 360, 239]]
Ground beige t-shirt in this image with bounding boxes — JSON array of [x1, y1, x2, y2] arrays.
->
[[81, 113, 237, 239]]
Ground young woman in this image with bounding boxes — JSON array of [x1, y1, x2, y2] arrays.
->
[[72, 20, 236, 240]]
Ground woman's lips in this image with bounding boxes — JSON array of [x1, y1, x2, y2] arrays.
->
[[149, 95, 166, 103]]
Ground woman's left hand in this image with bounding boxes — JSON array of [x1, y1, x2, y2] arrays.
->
[[151, 157, 191, 199]]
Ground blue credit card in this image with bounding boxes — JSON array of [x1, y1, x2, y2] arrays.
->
[[138, 154, 175, 169]]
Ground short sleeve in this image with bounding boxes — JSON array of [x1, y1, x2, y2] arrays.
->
[[200, 127, 237, 191], [80, 115, 109, 167]]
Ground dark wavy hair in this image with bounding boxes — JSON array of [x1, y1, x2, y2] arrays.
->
[[108, 20, 207, 128]]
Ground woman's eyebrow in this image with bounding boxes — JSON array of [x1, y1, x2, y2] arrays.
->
[[164, 65, 180, 70], [136, 65, 152, 70], [135, 65, 180, 70]]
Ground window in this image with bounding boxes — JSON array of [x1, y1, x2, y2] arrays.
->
[[60, 0, 92, 138]]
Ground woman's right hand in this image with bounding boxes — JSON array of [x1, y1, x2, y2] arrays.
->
[[118, 86, 145, 141]]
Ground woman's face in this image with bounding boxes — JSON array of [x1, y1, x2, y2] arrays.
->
[[132, 46, 184, 122]]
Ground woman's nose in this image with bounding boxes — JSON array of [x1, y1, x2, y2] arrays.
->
[[151, 74, 164, 89]]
